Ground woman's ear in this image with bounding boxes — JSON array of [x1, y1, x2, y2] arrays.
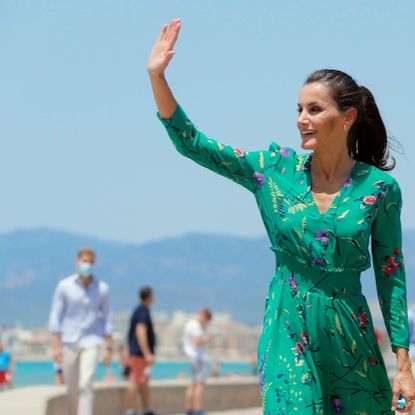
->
[[344, 107, 358, 127]]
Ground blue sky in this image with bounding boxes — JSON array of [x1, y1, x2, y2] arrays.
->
[[1, 0, 414, 243]]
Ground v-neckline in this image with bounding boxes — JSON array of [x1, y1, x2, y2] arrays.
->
[[304, 153, 359, 218]]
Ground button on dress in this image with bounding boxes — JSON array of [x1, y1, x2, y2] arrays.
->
[[158, 105, 409, 414]]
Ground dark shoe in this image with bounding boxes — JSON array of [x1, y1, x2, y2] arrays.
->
[[143, 411, 157, 415], [186, 412, 194, 415]]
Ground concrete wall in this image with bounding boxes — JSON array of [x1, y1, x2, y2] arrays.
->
[[0, 377, 261, 415]]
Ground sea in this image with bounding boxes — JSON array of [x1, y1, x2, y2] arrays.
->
[[12, 360, 255, 388]]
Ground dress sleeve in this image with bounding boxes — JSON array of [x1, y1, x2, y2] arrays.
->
[[371, 179, 409, 352], [157, 105, 280, 192]]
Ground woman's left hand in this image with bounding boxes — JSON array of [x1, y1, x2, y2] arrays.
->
[[392, 369, 415, 413]]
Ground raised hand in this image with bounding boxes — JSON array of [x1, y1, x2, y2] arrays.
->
[[147, 18, 181, 77]]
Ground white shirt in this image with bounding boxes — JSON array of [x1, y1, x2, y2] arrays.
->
[[48, 274, 112, 348], [183, 318, 207, 362]]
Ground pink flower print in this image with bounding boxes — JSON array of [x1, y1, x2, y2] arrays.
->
[[296, 342, 305, 355], [233, 148, 245, 158], [253, 172, 266, 185], [359, 311, 367, 329], [280, 148, 291, 158], [300, 332, 308, 345], [382, 264, 396, 275], [363, 195, 377, 205], [387, 256, 399, 269]]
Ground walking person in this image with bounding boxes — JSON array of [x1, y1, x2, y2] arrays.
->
[[125, 287, 157, 415], [183, 309, 213, 415], [148, 19, 415, 413], [48, 247, 113, 415], [0, 341, 13, 391]]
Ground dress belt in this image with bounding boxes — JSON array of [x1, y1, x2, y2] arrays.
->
[[270, 245, 366, 297]]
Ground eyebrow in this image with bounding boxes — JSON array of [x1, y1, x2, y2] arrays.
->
[[297, 101, 321, 107]]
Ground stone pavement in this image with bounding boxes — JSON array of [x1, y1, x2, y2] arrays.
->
[[172, 408, 262, 415]]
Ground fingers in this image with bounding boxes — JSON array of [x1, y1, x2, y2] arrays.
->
[[392, 389, 400, 410], [157, 24, 168, 42], [162, 18, 181, 48], [166, 18, 181, 40]]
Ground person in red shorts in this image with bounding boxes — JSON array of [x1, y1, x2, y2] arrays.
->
[[0, 341, 13, 391], [125, 287, 157, 415]]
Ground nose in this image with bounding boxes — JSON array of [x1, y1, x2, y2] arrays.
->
[[297, 110, 308, 126]]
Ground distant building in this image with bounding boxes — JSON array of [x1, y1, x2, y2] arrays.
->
[[1, 310, 262, 360]]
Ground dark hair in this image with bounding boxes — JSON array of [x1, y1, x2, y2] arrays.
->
[[304, 69, 395, 171], [200, 308, 212, 321], [139, 286, 153, 301]]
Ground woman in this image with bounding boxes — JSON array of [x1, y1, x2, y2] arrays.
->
[[148, 18, 415, 414]]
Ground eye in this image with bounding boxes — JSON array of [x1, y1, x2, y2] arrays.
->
[[310, 106, 322, 113], [296, 107, 303, 114]]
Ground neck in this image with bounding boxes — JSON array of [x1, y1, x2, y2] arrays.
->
[[311, 150, 356, 182], [79, 275, 93, 287]]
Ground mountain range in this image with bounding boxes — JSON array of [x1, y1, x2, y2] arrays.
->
[[0, 228, 414, 327]]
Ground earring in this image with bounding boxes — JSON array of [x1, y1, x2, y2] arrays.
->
[[343, 125, 347, 132]]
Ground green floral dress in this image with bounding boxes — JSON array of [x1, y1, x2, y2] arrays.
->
[[158, 105, 409, 415]]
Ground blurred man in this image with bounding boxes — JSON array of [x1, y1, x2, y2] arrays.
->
[[0, 341, 13, 391], [125, 286, 157, 415], [183, 309, 213, 415], [49, 248, 113, 415]]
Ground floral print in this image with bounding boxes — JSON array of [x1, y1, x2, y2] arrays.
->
[[254, 172, 267, 185], [158, 105, 409, 415], [314, 230, 330, 248]]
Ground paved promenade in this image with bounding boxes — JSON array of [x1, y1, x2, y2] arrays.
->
[[172, 409, 262, 415], [0, 381, 261, 415]]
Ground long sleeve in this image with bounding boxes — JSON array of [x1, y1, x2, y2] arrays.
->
[[101, 285, 113, 336], [48, 282, 65, 333], [157, 105, 276, 193], [408, 308, 415, 357], [371, 179, 409, 352]]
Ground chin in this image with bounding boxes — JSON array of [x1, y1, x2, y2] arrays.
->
[[301, 138, 317, 151]]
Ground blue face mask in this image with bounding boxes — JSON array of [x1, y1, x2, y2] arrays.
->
[[78, 262, 94, 277]]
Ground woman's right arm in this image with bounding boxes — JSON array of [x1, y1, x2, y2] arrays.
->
[[147, 19, 180, 118], [147, 19, 281, 192]]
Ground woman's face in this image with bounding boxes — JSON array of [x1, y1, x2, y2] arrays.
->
[[297, 82, 351, 152]]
